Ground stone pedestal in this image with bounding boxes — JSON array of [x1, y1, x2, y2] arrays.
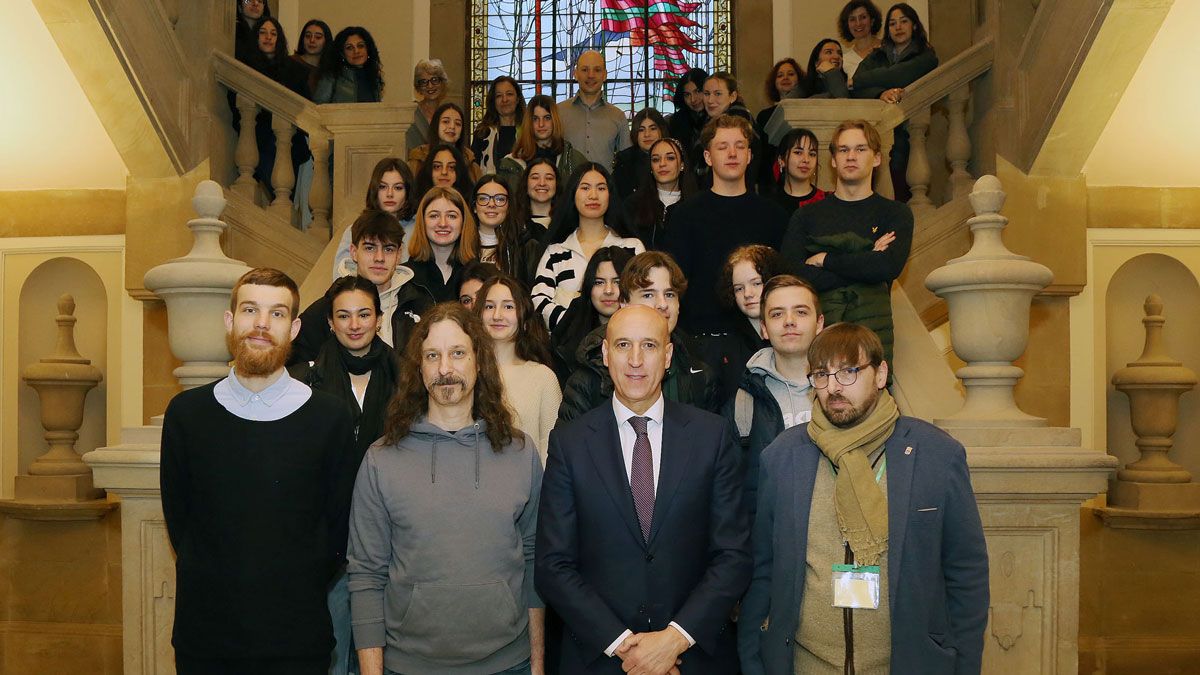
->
[[84, 421, 175, 675], [924, 175, 1119, 673]]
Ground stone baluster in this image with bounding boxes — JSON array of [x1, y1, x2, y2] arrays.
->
[[270, 116, 296, 220], [946, 85, 974, 200], [924, 175, 1053, 427], [1106, 295, 1200, 517], [13, 295, 104, 502], [144, 180, 252, 389], [308, 130, 333, 240], [232, 92, 259, 200], [905, 107, 934, 215]]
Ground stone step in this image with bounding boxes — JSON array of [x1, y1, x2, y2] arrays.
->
[[120, 424, 163, 446], [944, 425, 1082, 448]]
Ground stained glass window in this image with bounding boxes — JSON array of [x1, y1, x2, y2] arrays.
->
[[468, 0, 733, 126]]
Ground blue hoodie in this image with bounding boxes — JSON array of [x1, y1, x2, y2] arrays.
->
[[347, 418, 543, 674]]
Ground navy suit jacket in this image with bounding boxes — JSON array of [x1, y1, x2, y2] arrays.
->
[[738, 416, 989, 675], [535, 399, 752, 674]]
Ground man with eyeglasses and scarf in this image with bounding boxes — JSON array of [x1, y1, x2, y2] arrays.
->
[[739, 322, 988, 675]]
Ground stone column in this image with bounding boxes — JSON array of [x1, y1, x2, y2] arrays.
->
[[923, 175, 1119, 673], [143, 180, 252, 389], [1100, 294, 1200, 527]]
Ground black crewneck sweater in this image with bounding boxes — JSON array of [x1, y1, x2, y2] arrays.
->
[[160, 382, 356, 659]]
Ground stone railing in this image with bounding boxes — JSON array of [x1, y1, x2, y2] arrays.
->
[[767, 36, 993, 211], [212, 52, 414, 253]]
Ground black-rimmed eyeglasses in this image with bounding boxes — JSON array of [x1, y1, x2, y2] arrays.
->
[[808, 363, 872, 389]]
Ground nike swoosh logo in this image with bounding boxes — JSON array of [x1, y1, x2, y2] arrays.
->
[[689, 368, 704, 374]]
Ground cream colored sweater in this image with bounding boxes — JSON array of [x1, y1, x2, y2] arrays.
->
[[499, 361, 562, 466]]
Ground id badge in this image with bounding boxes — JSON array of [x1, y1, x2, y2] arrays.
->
[[831, 564, 880, 609]]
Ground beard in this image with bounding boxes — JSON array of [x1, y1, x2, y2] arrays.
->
[[226, 329, 291, 378], [822, 387, 881, 428], [427, 374, 470, 405]]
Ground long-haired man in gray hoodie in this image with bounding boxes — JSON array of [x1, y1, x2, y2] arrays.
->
[[348, 302, 544, 675]]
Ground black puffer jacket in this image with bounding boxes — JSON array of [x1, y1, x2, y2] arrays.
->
[[720, 366, 785, 519], [557, 324, 721, 423]]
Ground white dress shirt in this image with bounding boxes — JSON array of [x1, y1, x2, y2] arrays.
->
[[604, 394, 697, 657], [213, 367, 312, 421]]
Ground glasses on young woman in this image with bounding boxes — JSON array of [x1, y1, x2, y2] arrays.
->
[[475, 194, 508, 206]]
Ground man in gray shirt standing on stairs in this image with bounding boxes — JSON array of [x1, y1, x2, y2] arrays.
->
[[558, 50, 630, 169]]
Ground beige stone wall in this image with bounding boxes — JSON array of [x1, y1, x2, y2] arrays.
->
[[0, 191, 126, 238], [0, 512, 123, 674]]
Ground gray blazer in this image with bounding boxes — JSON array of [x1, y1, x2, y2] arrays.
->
[[738, 416, 989, 675]]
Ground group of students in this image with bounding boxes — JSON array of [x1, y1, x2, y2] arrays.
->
[[168, 2, 982, 675]]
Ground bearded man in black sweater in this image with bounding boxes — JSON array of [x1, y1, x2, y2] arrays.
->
[[780, 119, 913, 369], [160, 268, 356, 675], [663, 114, 788, 387]]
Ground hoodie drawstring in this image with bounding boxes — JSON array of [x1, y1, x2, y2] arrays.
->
[[430, 437, 438, 484], [474, 422, 481, 490]]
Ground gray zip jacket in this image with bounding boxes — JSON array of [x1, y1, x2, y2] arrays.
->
[[348, 418, 543, 674]]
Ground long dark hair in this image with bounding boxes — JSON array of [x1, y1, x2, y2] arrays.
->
[[882, 3, 930, 52], [475, 76, 527, 139], [415, 143, 475, 198], [426, 102, 472, 160], [629, 107, 668, 148], [512, 157, 560, 224], [627, 138, 697, 239], [555, 246, 636, 344], [319, 26, 385, 95], [775, 128, 821, 191], [383, 302, 517, 450], [542, 163, 634, 246], [472, 175, 528, 279], [671, 68, 708, 112], [804, 39, 845, 96], [475, 275, 552, 366], [293, 19, 331, 56], [365, 157, 417, 220], [248, 17, 288, 64]]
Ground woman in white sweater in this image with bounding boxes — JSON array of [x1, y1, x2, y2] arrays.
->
[[531, 163, 644, 330], [475, 274, 561, 464]]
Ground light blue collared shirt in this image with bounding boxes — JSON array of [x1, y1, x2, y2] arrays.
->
[[213, 367, 312, 421]]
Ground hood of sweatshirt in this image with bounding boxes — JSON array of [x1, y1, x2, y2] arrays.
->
[[405, 417, 490, 489]]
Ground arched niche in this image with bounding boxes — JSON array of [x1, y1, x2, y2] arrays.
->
[[1105, 253, 1200, 479], [17, 257, 108, 477]]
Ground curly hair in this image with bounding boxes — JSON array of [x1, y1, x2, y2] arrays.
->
[[837, 0, 883, 42], [383, 302, 517, 450], [764, 58, 804, 103], [475, 275, 553, 366], [319, 27, 384, 97], [718, 244, 782, 309]]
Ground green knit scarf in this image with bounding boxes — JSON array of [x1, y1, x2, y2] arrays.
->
[[807, 389, 899, 566]]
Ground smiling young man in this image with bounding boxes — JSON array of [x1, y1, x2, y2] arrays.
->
[[663, 114, 788, 381], [738, 322, 988, 675], [537, 304, 751, 674], [161, 268, 356, 675], [781, 119, 913, 371], [557, 50, 631, 169], [291, 209, 428, 365], [724, 274, 824, 518]]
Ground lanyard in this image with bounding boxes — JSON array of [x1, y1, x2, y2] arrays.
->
[[826, 455, 887, 483]]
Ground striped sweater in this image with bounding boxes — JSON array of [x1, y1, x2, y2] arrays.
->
[[531, 229, 643, 329]]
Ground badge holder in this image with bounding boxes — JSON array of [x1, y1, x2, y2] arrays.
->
[[831, 563, 880, 610]]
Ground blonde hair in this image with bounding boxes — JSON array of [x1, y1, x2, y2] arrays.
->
[[408, 187, 480, 264]]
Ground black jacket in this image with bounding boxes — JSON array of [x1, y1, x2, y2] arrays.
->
[[851, 45, 939, 100], [402, 256, 464, 304], [557, 325, 721, 423], [612, 146, 650, 201], [720, 366, 784, 519], [289, 275, 438, 366]]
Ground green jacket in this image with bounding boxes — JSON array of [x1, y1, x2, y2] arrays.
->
[[496, 142, 589, 189]]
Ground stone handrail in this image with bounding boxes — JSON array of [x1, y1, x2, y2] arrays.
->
[[767, 36, 994, 210], [212, 52, 414, 245]]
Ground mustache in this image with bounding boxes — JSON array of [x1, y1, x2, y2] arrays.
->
[[241, 329, 277, 345], [432, 375, 464, 387]]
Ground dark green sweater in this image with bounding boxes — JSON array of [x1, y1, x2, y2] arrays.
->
[[160, 383, 356, 659], [781, 192, 913, 292]]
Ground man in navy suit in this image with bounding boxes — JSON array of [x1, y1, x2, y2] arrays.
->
[[536, 305, 751, 674], [739, 322, 989, 675]]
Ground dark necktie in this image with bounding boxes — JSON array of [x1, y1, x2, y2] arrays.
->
[[629, 416, 655, 541]]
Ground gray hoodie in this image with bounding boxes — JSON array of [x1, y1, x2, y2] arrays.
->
[[746, 347, 814, 429], [347, 418, 543, 674]]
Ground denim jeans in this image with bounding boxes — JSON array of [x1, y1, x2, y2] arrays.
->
[[386, 659, 531, 675], [327, 568, 358, 675]]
